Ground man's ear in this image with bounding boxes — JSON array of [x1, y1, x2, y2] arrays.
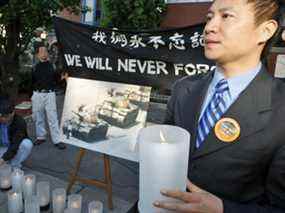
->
[[258, 20, 278, 44]]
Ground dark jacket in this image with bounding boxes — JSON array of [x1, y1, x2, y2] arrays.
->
[[164, 66, 285, 213], [32, 61, 57, 91], [1, 114, 28, 161]]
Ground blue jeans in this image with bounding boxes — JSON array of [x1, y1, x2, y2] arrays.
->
[[0, 138, 33, 168]]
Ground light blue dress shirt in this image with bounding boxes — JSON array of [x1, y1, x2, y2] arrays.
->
[[199, 62, 262, 120]]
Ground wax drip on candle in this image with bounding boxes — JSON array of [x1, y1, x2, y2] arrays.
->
[[160, 131, 167, 144]]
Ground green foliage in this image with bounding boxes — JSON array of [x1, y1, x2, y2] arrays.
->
[[101, 0, 166, 30], [0, 0, 81, 95], [18, 70, 32, 94], [0, 0, 81, 56]]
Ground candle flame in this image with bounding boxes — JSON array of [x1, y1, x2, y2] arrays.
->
[[25, 176, 33, 184], [160, 131, 167, 144]]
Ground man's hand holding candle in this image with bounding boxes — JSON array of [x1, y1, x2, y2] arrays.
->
[[154, 180, 223, 213]]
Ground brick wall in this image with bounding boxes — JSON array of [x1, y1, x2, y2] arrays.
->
[[161, 2, 211, 28]]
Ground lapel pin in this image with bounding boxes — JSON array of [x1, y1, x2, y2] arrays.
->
[[214, 117, 240, 143]]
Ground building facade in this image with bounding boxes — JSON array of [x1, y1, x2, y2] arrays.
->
[[78, 0, 212, 27], [162, 1, 211, 27]]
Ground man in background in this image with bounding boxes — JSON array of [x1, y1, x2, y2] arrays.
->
[[31, 43, 66, 149], [29, 27, 47, 66]]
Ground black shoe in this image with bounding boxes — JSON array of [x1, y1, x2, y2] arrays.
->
[[34, 139, 46, 145], [54, 142, 66, 150]]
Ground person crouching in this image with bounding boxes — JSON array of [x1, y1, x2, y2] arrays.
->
[[0, 96, 33, 168]]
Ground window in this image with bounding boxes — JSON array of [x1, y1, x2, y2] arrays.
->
[[81, 0, 102, 26]]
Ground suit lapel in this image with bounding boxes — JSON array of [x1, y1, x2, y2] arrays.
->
[[192, 67, 273, 159], [181, 74, 213, 155]]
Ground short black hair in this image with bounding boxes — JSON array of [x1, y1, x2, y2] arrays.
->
[[34, 42, 47, 54], [0, 96, 14, 116], [245, 0, 285, 60]]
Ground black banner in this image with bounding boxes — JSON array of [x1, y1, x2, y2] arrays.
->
[[54, 17, 215, 91]]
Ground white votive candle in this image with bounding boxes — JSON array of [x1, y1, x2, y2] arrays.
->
[[8, 190, 23, 213], [0, 164, 12, 189], [11, 168, 24, 193], [36, 181, 50, 207], [22, 174, 36, 199], [1, 177, 11, 189], [64, 208, 77, 213], [138, 125, 190, 213], [68, 194, 82, 213], [52, 188, 66, 213], [88, 201, 103, 213], [25, 195, 40, 213]]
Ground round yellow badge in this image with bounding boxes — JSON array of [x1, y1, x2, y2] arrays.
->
[[214, 118, 240, 142]]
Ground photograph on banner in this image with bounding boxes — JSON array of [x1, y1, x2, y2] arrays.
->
[[60, 77, 152, 149]]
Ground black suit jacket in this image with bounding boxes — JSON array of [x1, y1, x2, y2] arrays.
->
[[164, 67, 285, 213]]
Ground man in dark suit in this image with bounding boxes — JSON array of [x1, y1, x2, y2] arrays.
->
[[153, 0, 285, 212]]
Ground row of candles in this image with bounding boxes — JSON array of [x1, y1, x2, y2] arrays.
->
[[0, 164, 103, 213]]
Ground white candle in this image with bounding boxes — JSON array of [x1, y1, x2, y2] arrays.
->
[[8, 190, 23, 213], [25, 195, 40, 213], [11, 168, 24, 193], [138, 125, 190, 213], [64, 208, 77, 213], [68, 194, 82, 213], [88, 201, 103, 213], [52, 188, 66, 213], [0, 164, 12, 189], [22, 174, 36, 199], [0, 177, 11, 189], [36, 181, 50, 207]]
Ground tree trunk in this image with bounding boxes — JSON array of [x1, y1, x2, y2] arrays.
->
[[0, 17, 21, 102], [0, 55, 19, 100]]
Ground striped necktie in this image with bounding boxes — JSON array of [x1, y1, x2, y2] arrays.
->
[[196, 79, 229, 148]]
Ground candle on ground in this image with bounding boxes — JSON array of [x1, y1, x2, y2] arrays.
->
[[7, 190, 23, 213], [52, 188, 66, 213], [11, 168, 24, 193], [22, 174, 36, 199]]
